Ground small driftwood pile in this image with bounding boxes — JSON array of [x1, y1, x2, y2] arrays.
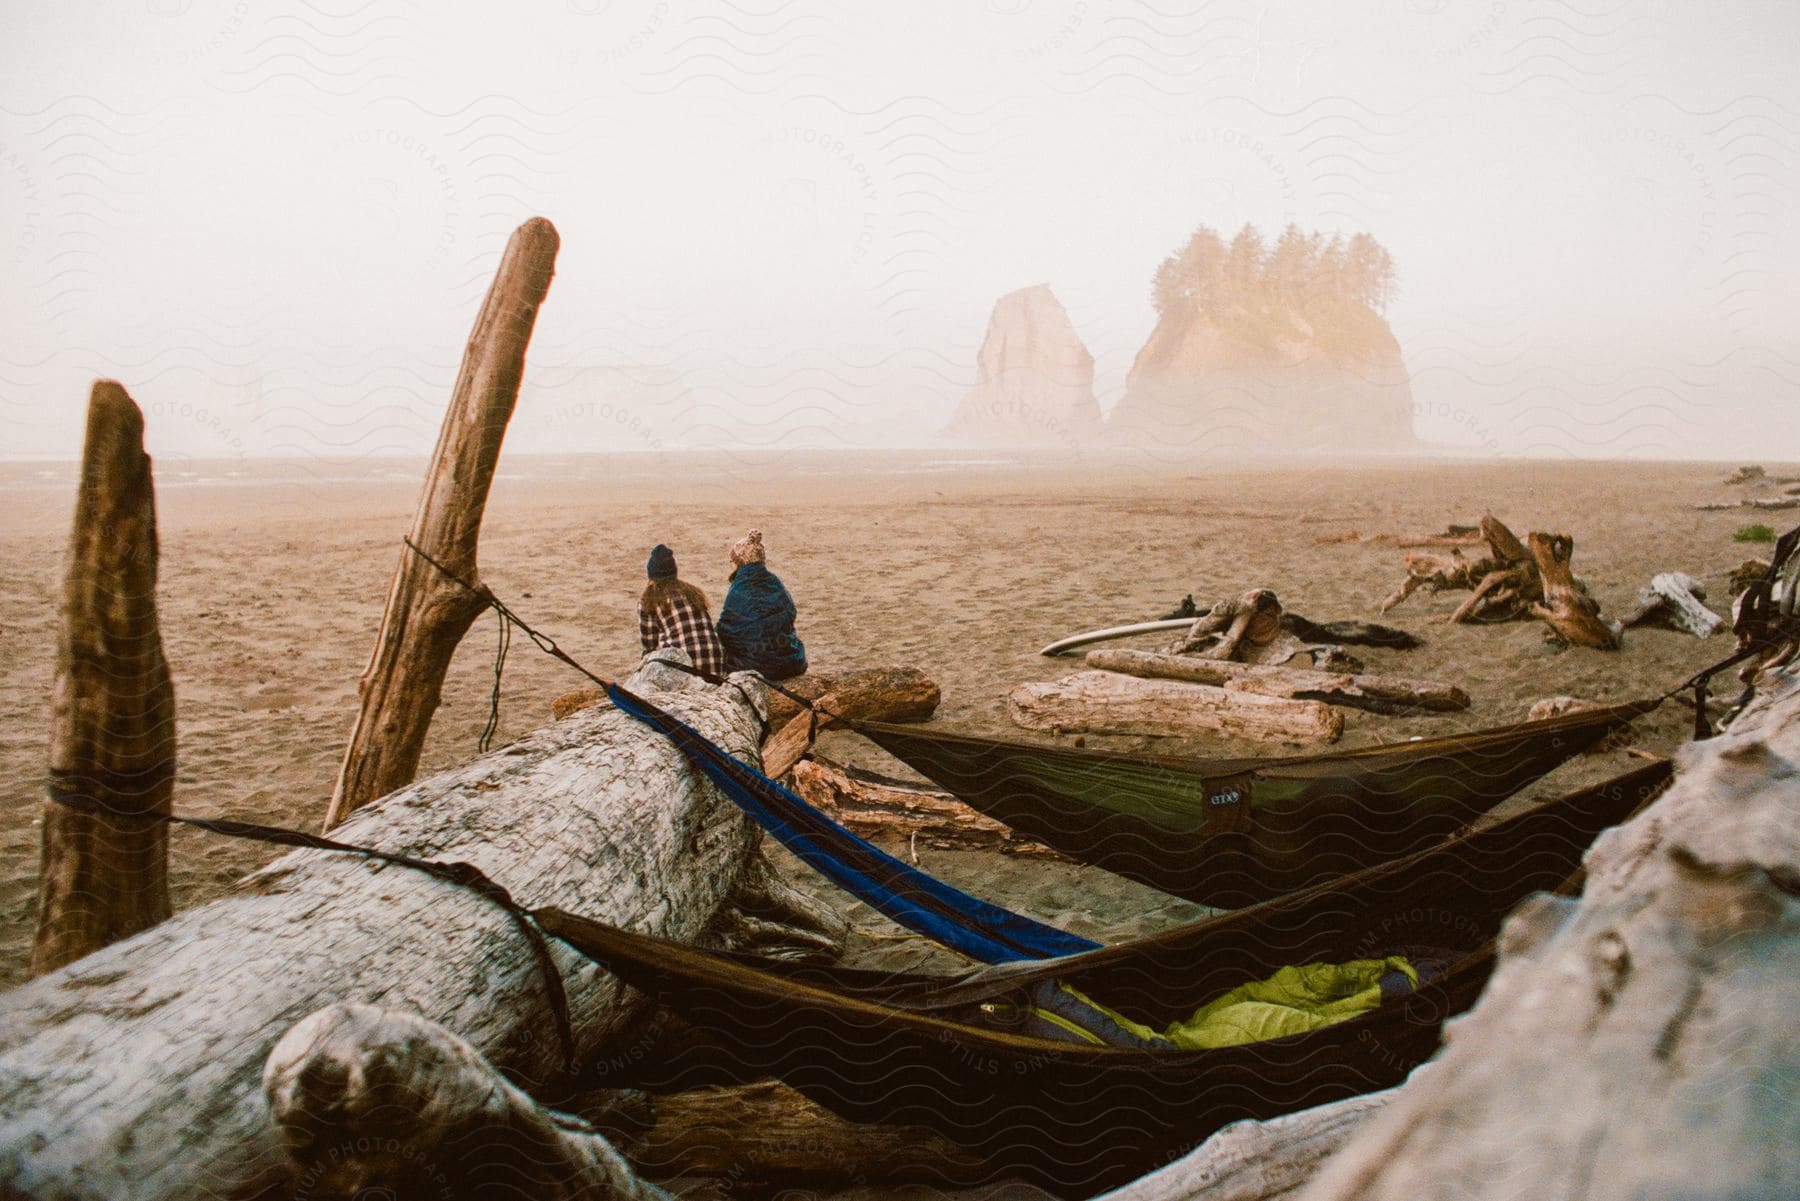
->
[[1380, 516, 1621, 649]]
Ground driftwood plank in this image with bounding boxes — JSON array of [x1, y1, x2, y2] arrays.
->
[[1298, 662, 1800, 1201], [32, 381, 176, 975], [1009, 671, 1344, 743], [0, 656, 766, 1201], [1086, 649, 1469, 714], [326, 217, 561, 829]]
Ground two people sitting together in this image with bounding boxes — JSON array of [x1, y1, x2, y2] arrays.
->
[[637, 529, 807, 681]]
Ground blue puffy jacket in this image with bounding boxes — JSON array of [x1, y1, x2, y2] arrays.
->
[[716, 562, 808, 679]]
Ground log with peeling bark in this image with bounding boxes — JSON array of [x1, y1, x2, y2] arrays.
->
[[0, 655, 803, 1201], [1086, 649, 1470, 715], [790, 757, 1066, 857], [326, 217, 561, 830], [264, 1003, 669, 1201], [760, 666, 942, 778], [1097, 1090, 1394, 1201], [626, 1079, 991, 1189], [1009, 671, 1344, 743], [1619, 571, 1724, 637], [1298, 661, 1800, 1201], [1527, 530, 1620, 650], [32, 382, 176, 976]]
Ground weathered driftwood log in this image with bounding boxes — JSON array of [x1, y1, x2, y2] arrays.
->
[[761, 666, 942, 778], [1098, 1091, 1394, 1201], [0, 656, 780, 1201], [1086, 649, 1470, 715], [32, 382, 176, 976], [703, 844, 848, 962], [1527, 530, 1620, 650], [626, 1079, 990, 1188], [326, 217, 561, 829], [1174, 588, 1285, 659], [1009, 671, 1344, 743], [791, 757, 1065, 857], [1381, 515, 1538, 622], [1618, 571, 1724, 637], [265, 1003, 668, 1201], [1299, 661, 1800, 1201]]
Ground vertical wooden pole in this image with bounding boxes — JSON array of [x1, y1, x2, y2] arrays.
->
[[32, 381, 175, 976], [324, 217, 560, 829]]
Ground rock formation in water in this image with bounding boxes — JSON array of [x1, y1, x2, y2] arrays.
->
[[945, 284, 1101, 446], [1109, 224, 1417, 452]]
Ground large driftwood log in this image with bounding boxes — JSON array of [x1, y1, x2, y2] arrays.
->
[[1009, 671, 1344, 743], [627, 1079, 990, 1188], [760, 666, 942, 778], [1097, 1091, 1394, 1201], [32, 382, 176, 976], [1618, 571, 1724, 637], [1086, 649, 1470, 715], [264, 1004, 667, 1201], [1298, 662, 1800, 1201], [326, 217, 561, 829], [790, 757, 1065, 857], [1527, 530, 1621, 650], [0, 656, 775, 1201]]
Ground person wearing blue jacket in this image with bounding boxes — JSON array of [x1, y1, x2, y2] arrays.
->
[[715, 528, 808, 680]]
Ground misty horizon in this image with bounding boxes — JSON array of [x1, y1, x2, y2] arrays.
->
[[4, 2, 1797, 462]]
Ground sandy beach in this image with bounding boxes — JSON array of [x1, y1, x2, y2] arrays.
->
[[0, 451, 1785, 986]]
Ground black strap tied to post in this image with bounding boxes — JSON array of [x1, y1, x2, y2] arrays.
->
[[43, 767, 580, 1085]]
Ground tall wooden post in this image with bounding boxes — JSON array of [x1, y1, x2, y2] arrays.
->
[[32, 381, 175, 976], [325, 217, 560, 829]]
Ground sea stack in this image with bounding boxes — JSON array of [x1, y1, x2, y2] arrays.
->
[[1109, 224, 1418, 452], [945, 284, 1101, 446]]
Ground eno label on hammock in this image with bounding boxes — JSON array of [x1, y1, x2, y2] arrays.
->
[[1202, 774, 1254, 833]]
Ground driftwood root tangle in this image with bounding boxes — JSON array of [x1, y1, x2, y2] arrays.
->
[[33, 380, 175, 976], [265, 1003, 668, 1201]]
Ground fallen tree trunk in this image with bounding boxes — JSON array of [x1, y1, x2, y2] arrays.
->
[[1098, 1091, 1393, 1201], [33, 381, 176, 975], [0, 656, 780, 1201], [326, 217, 561, 829], [761, 666, 942, 778], [264, 1003, 668, 1201], [790, 757, 1066, 857], [1085, 649, 1470, 715], [1009, 671, 1344, 743], [1298, 661, 1800, 1201]]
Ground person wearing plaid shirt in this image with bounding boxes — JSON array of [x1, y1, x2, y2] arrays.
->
[[638, 543, 728, 678]]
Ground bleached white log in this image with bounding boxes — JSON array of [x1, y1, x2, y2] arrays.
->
[[1086, 649, 1469, 714], [264, 1003, 668, 1200], [0, 653, 769, 1201], [1009, 671, 1344, 743], [1298, 662, 1800, 1201], [1620, 571, 1724, 638], [1096, 1091, 1394, 1201]]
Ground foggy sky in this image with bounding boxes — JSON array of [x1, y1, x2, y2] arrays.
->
[[3, 1, 1797, 461]]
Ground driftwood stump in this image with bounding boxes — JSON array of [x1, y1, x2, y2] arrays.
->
[[1009, 671, 1344, 743], [1086, 649, 1469, 715], [0, 657, 782, 1201], [326, 217, 561, 829], [1299, 662, 1800, 1201], [265, 1004, 668, 1201], [32, 381, 176, 976], [1527, 531, 1620, 650]]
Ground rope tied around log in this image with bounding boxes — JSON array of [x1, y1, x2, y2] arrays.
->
[[42, 765, 581, 1086]]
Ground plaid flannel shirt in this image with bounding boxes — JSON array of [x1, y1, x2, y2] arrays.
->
[[639, 592, 729, 678]]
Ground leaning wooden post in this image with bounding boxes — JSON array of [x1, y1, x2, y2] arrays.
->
[[31, 381, 175, 975], [325, 217, 560, 829]]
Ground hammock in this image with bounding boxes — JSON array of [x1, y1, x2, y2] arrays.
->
[[607, 683, 1097, 963], [537, 758, 1671, 1196], [852, 697, 1659, 907]]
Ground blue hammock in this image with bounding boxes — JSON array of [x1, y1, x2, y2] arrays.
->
[[608, 684, 1099, 963]]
